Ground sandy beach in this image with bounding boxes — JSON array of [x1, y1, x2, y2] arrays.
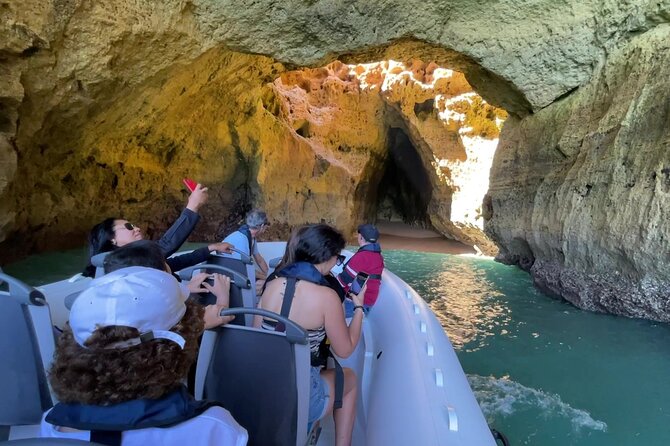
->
[[369, 221, 476, 255]]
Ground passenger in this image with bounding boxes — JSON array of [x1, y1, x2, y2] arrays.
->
[[103, 240, 234, 329], [41, 267, 248, 445], [83, 183, 233, 277], [220, 209, 270, 281], [263, 226, 346, 302], [337, 223, 384, 316], [258, 224, 363, 446]]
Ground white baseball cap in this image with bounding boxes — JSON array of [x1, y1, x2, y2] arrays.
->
[[70, 266, 188, 349]]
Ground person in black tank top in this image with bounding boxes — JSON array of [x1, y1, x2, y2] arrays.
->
[[258, 224, 364, 446]]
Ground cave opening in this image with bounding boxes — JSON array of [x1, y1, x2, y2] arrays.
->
[[375, 127, 432, 227], [273, 58, 506, 252]]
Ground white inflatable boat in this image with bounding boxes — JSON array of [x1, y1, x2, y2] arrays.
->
[[1, 242, 497, 445]]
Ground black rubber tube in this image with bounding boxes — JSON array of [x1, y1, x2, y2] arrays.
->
[[491, 428, 510, 446]]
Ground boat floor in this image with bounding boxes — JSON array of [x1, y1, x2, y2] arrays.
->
[[316, 414, 368, 446]]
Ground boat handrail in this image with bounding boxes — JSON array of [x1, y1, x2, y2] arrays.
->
[[210, 247, 253, 265], [0, 272, 47, 306], [176, 264, 251, 289], [217, 307, 309, 345]]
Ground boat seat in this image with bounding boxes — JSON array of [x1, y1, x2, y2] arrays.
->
[[0, 439, 105, 445], [177, 264, 252, 326], [194, 308, 310, 446], [268, 257, 282, 269], [63, 292, 80, 311], [209, 250, 259, 311], [0, 272, 57, 438], [89, 252, 109, 279], [206, 255, 259, 324]]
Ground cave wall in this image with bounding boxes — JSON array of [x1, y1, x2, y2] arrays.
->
[[1, 0, 669, 319], [275, 61, 503, 255], [485, 25, 670, 321]]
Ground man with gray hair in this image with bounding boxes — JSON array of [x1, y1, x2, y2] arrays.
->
[[221, 209, 269, 278]]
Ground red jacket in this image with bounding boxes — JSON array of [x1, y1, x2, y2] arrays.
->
[[337, 249, 384, 306]]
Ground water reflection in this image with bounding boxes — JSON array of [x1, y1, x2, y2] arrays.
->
[[386, 252, 511, 351], [428, 261, 511, 351]]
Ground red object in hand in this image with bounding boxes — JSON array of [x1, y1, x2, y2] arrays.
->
[[182, 178, 197, 192]]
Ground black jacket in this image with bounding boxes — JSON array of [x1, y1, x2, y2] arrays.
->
[[157, 208, 201, 257]]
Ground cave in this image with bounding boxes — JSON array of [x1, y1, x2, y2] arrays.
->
[[375, 127, 432, 227], [1, 2, 668, 319]]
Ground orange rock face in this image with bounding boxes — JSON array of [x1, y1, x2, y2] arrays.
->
[[272, 60, 505, 254], [0, 45, 504, 260]]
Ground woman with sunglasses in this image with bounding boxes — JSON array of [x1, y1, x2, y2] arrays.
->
[[83, 183, 231, 277], [257, 224, 364, 446]]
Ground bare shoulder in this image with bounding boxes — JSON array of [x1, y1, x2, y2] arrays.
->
[[263, 276, 285, 293], [299, 281, 340, 305]]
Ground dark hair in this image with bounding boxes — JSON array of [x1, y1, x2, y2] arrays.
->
[[274, 226, 307, 272], [83, 218, 118, 277], [49, 301, 204, 405], [103, 240, 166, 274], [293, 224, 345, 265]]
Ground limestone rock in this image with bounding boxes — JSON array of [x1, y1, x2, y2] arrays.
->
[[273, 60, 503, 254], [1, 0, 670, 321], [485, 25, 670, 321]]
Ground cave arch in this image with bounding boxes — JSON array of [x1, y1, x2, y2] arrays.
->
[[374, 127, 433, 226], [2, 0, 587, 258]]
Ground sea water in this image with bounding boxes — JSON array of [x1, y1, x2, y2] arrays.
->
[[385, 250, 670, 446], [4, 247, 670, 445]]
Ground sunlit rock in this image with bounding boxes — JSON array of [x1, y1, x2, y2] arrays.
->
[[274, 60, 504, 254], [485, 26, 670, 321]]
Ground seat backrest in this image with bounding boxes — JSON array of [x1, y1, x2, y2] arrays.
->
[[0, 273, 57, 426], [89, 253, 109, 279], [0, 439, 106, 445], [177, 263, 252, 326], [195, 308, 310, 446], [206, 256, 258, 325], [268, 257, 283, 270]]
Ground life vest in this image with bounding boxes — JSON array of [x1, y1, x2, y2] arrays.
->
[[237, 224, 254, 254], [45, 385, 223, 446], [339, 243, 383, 284], [276, 261, 329, 286]]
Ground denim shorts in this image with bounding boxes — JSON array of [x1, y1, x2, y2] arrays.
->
[[309, 366, 330, 422]]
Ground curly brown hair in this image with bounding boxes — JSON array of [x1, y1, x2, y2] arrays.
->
[[49, 300, 204, 405]]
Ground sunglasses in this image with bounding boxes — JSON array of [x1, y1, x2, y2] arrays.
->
[[116, 222, 137, 231], [336, 255, 346, 266]]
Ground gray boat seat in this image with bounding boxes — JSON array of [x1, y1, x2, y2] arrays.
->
[[207, 255, 259, 324], [209, 250, 259, 311], [0, 440, 105, 445], [0, 272, 57, 437], [63, 292, 81, 311], [89, 252, 109, 279], [195, 308, 310, 446], [268, 257, 283, 269], [177, 264, 252, 326]]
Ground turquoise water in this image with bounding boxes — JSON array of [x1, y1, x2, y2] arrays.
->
[[385, 250, 670, 446], [4, 248, 670, 445]]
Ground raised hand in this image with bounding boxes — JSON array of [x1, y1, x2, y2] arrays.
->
[[186, 183, 208, 212]]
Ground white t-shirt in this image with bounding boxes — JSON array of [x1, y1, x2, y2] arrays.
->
[[222, 230, 258, 259], [40, 407, 248, 446]]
